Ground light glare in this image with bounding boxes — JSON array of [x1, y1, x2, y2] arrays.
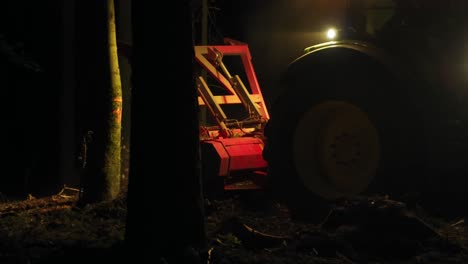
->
[[326, 28, 337, 40]]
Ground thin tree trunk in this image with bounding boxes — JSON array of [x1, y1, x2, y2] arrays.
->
[[103, 0, 122, 200], [77, 0, 122, 203]]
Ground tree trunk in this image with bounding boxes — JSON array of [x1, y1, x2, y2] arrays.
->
[[125, 1, 207, 262], [115, 0, 132, 190], [77, 0, 122, 203], [103, 0, 122, 200]]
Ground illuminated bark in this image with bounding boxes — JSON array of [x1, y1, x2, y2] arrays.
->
[[79, 0, 122, 203], [103, 0, 122, 200]]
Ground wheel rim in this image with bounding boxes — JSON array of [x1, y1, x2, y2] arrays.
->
[[293, 100, 380, 200]]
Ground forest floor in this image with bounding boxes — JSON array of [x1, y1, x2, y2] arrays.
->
[[205, 191, 468, 264], [0, 186, 127, 263], [0, 187, 467, 264]]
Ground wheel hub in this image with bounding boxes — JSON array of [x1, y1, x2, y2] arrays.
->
[[293, 100, 380, 199], [331, 132, 361, 166]]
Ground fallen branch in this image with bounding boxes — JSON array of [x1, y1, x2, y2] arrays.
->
[[218, 216, 290, 250], [451, 219, 465, 228], [336, 251, 357, 264], [0, 195, 77, 218], [241, 222, 289, 240]]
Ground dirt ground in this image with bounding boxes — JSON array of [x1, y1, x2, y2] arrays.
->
[[0, 187, 127, 263], [205, 191, 468, 264], [0, 187, 467, 264]]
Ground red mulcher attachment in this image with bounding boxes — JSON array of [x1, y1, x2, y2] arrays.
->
[[195, 38, 269, 193]]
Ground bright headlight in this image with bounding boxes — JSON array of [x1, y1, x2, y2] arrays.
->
[[326, 28, 337, 40]]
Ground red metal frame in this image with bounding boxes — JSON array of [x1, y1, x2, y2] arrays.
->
[[195, 39, 269, 191], [194, 38, 269, 120]]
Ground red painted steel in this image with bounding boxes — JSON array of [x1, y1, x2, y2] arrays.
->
[[202, 137, 267, 176], [195, 39, 270, 191], [206, 140, 230, 177], [217, 137, 267, 172], [194, 38, 270, 119]]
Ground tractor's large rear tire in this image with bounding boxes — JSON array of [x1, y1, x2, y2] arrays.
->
[[263, 48, 423, 223]]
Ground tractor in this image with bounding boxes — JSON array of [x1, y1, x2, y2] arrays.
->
[[196, 0, 468, 220], [263, 0, 468, 219]]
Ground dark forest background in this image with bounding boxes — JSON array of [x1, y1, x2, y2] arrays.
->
[[1, 1, 133, 198]]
